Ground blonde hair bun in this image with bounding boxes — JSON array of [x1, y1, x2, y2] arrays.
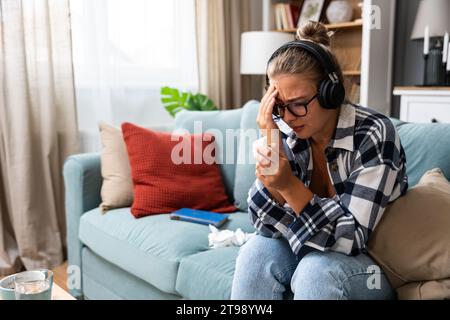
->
[[296, 21, 334, 48]]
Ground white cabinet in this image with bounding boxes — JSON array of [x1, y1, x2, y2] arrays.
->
[[393, 87, 450, 123]]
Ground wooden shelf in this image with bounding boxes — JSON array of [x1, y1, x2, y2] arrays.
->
[[343, 70, 361, 76], [327, 20, 363, 30], [394, 86, 450, 91], [275, 20, 363, 33]]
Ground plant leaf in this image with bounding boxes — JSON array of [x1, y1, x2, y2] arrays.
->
[[160, 87, 218, 117]]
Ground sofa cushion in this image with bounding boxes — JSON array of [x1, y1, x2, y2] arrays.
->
[[233, 100, 260, 211], [78, 207, 254, 295], [367, 168, 450, 299], [396, 279, 450, 300], [82, 247, 181, 300], [175, 246, 239, 300], [98, 123, 175, 213], [98, 122, 134, 212], [175, 108, 243, 202], [393, 120, 450, 187], [121, 123, 236, 217]]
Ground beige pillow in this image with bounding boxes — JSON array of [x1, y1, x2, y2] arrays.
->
[[396, 279, 450, 300], [99, 122, 133, 212], [367, 168, 450, 300]]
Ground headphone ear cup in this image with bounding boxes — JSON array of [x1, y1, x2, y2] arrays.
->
[[318, 79, 345, 109], [330, 82, 345, 108], [317, 79, 327, 108]]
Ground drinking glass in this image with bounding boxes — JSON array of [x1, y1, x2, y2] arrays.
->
[[14, 270, 53, 300]]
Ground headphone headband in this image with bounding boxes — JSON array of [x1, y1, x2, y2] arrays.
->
[[267, 40, 340, 84]]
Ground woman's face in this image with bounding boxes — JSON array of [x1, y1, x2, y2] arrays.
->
[[270, 73, 337, 141]]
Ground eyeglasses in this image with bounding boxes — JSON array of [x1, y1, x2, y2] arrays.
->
[[272, 94, 318, 119]]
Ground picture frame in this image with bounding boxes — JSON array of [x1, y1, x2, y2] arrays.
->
[[297, 0, 326, 27]]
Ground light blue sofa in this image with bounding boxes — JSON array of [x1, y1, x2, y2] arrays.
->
[[63, 101, 450, 300]]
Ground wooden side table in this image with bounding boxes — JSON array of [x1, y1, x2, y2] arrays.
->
[[393, 86, 450, 123], [51, 283, 76, 300]]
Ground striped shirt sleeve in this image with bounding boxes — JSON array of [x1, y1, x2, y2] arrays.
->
[[286, 163, 402, 255], [247, 179, 295, 239]]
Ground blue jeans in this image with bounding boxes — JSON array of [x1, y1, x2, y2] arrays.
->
[[231, 234, 396, 300]]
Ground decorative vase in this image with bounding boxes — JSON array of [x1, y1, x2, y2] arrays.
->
[[326, 0, 353, 24]]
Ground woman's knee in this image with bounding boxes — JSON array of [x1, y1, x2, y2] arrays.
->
[[290, 251, 343, 299], [290, 250, 396, 300], [234, 234, 297, 282], [232, 234, 298, 299]]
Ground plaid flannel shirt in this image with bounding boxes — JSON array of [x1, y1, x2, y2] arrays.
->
[[248, 103, 408, 256]]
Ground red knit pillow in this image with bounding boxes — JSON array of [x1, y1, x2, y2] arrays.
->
[[121, 123, 236, 218]]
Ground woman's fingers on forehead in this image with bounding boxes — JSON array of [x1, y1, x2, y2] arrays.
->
[[262, 95, 273, 113], [260, 95, 267, 106], [266, 97, 275, 113], [259, 96, 268, 112], [261, 90, 274, 107]]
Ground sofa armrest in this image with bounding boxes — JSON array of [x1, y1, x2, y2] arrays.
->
[[63, 153, 102, 298]]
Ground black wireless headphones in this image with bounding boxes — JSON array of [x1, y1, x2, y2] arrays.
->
[[266, 40, 345, 110]]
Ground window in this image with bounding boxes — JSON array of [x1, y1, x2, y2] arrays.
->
[[70, 0, 198, 131]]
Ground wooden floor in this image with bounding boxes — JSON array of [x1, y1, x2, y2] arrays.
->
[[52, 261, 68, 292]]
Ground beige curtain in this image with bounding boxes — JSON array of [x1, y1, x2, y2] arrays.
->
[[195, 0, 263, 110], [0, 0, 79, 276]]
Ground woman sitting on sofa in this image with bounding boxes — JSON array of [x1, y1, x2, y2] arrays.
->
[[231, 21, 408, 300]]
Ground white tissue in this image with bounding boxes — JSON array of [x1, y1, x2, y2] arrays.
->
[[208, 225, 256, 249], [252, 135, 279, 175], [252, 135, 268, 161]]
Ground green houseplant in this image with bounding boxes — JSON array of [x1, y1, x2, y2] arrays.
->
[[160, 86, 218, 117]]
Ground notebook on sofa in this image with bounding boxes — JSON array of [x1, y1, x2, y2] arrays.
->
[[169, 208, 229, 228]]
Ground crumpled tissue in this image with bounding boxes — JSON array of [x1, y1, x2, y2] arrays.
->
[[252, 135, 271, 161], [208, 225, 256, 249]]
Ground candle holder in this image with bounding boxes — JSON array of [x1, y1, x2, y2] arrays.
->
[[423, 39, 445, 86], [410, 0, 450, 86], [423, 54, 429, 85]]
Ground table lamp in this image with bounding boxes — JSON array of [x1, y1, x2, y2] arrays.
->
[[410, 0, 450, 86], [240, 31, 294, 75]]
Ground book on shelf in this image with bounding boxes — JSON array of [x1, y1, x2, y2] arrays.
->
[[285, 4, 294, 29], [289, 3, 300, 29], [274, 2, 302, 31], [280, 4, 290, 30], [275, 3, 283, 30]]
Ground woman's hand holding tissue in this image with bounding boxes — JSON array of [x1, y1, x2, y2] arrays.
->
[[252, 137, 314, 216], [254, 140, 296, 193]]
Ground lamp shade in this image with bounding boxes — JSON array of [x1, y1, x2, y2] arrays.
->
[[410, 0, 450, 39], [240, 31, 294, 75]]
